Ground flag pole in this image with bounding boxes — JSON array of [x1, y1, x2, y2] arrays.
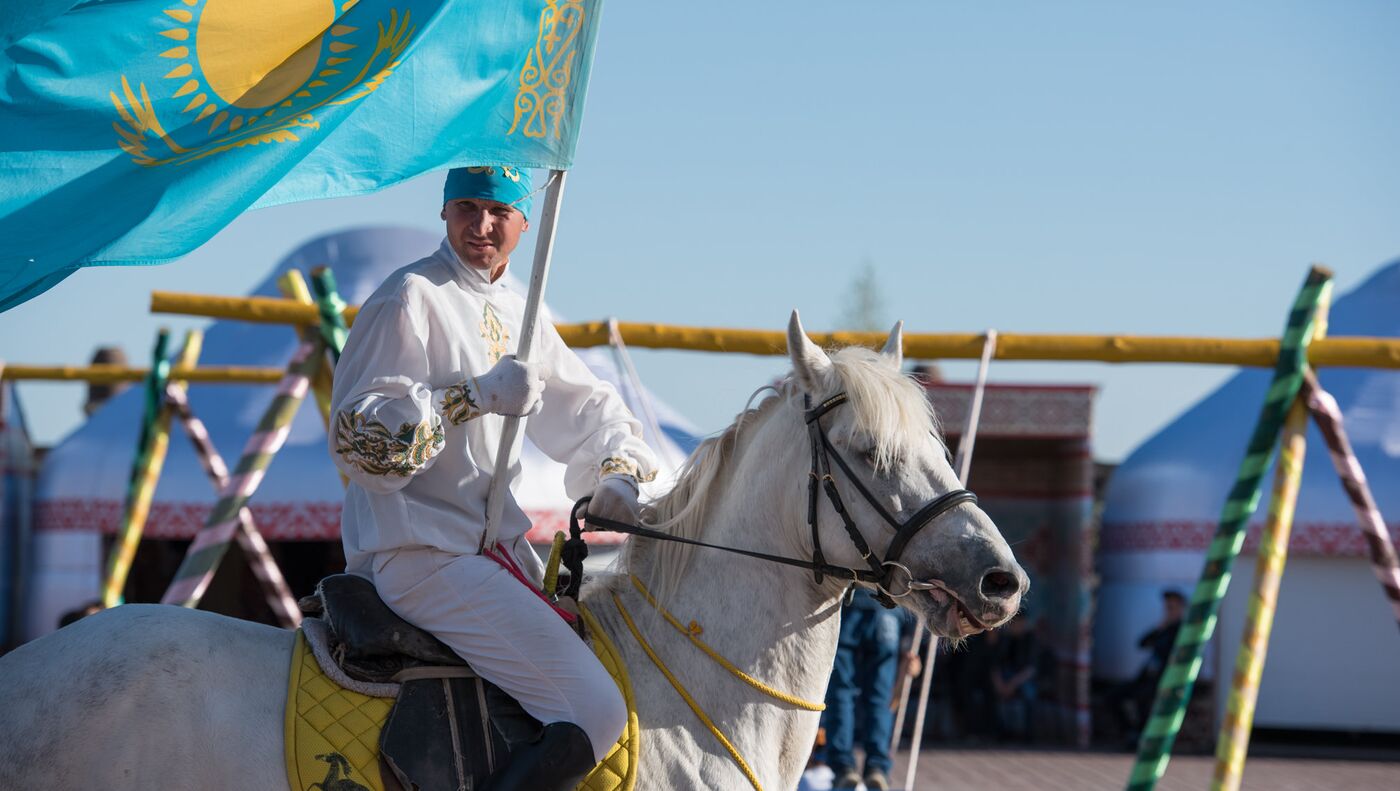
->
[[902, 329, 997, 791], [482, 169, 568, 552]]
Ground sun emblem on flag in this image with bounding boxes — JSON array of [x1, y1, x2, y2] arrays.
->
[[111, 0, 416, 167]]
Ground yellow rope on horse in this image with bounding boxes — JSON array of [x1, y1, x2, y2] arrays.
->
[[628, 575, 825, 712], [543, 531, 566, 596], [611, 591, 765, 791]]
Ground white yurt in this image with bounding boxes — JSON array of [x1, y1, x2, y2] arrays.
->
[[1, 381, 36, 649], [1096, 260, 1400, 734], [24, 226, 699, 639]]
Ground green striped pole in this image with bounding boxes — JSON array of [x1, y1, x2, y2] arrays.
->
[[278, 270, 335, 429], [309, 266, 349, 362], [279, 268, 346, 489], [1126, 266, 1333, 791], [100, 329, 174, 608]]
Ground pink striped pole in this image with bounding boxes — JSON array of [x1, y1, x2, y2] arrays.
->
[[162, 385, 301, 626], [162, 340, 321, 609], [1301, 371, 1400, 630]]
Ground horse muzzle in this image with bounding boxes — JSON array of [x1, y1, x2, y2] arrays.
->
[[921, 562, 1027, 638]]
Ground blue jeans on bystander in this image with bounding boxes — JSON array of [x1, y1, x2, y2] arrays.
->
[[819, 592, 903, 776]]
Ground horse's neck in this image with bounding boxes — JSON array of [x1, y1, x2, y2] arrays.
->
[[589, 498, 846, 788], [641, 516, 843, 706]]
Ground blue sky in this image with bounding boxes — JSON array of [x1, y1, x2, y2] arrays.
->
[[2, 1, 1398, 459]]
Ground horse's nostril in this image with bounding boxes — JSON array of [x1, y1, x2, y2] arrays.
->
[[980, 569, 1019, 600]]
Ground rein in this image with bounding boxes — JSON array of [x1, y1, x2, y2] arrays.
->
[[562, 391, 978, 607], [565, 501, 878, 592]]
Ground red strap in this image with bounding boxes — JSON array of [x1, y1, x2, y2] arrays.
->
[[482, 546, 578, 625]]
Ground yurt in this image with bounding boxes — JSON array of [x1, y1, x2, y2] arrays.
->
[[1096, 260, 1400, 734], [24, 227, 700, 639], [0, 382, 36, 649]]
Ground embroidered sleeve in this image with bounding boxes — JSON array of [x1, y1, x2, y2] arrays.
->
[[516, 319, 660, 499], [327, 289, 452, 494], [334, 411, 445, 478], [436, 379, 484, 425], [600, 456, 657, 483]]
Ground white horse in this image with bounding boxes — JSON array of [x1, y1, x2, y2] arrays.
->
[[0, 313, 1027, 790]]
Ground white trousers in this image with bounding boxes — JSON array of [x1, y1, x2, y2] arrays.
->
[[365, 547, 625, 762]]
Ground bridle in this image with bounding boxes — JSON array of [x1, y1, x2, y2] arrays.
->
[[802, 392, 977, 605], [563, 391, 978, 607]]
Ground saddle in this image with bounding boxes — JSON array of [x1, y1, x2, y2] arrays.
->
[[301, 574, 541, 791]]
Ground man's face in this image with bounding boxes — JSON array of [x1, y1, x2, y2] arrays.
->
[[441, 198, 529, 275], [1164, 596, 1185, 622]]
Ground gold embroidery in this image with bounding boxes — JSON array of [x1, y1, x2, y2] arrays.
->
[[439, 380, 483, 425], [600, 456, 656, 483], [113, 3, 416, 167], [479, 303, 510, 364], [465, 165, 523, 182], [508, 0, 585, 139], [334, 410, 444, 477]]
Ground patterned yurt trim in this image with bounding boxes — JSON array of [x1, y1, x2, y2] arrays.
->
[[33, 499, 620, 545]]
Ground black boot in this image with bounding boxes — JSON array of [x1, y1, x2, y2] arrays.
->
[[481, 721, 597, 791]]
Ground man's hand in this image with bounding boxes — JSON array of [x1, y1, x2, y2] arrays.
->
[[889, 649, 923, 711], [586, 474, 641, 526], [472, 354, 547, 417], [993, 676, 1010, 700]]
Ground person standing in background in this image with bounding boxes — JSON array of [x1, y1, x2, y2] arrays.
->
[[1105, 589, 1186, 745], [990, 615, 1039, 742], [816, 589, 921, 791]]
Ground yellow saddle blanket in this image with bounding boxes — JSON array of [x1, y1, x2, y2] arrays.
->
[[283, 604, 639, 791]]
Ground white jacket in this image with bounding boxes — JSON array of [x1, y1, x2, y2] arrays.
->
[[329, 239, 657, 572]]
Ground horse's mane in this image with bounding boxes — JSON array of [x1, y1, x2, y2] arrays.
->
[[618, 346, 941, 602]]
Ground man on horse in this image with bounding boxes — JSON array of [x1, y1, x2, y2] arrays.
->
[[328, 166, 656, 790]]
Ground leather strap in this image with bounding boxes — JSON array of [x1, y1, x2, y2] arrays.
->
[[392, 666, 480, 682]]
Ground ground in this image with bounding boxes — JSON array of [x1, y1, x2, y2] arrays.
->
[[801, 748, 1400, 790]]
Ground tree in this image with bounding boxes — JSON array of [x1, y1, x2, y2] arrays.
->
[[839, 259, 885, 331]]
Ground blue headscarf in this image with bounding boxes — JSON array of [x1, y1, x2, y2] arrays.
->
[[442, 166, 534, 218]]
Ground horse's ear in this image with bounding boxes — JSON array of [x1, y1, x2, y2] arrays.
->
[[881, 320, 904, 368], [787, 310, 832, 392]]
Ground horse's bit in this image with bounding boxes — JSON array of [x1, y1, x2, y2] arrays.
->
[[565, 392, 978, 606]]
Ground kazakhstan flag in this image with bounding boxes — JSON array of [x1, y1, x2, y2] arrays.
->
[[0, 0, 603, 310]]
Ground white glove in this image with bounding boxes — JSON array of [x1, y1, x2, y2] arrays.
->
[[586, 474, 641, 525], [471, 354, 547, 418]]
